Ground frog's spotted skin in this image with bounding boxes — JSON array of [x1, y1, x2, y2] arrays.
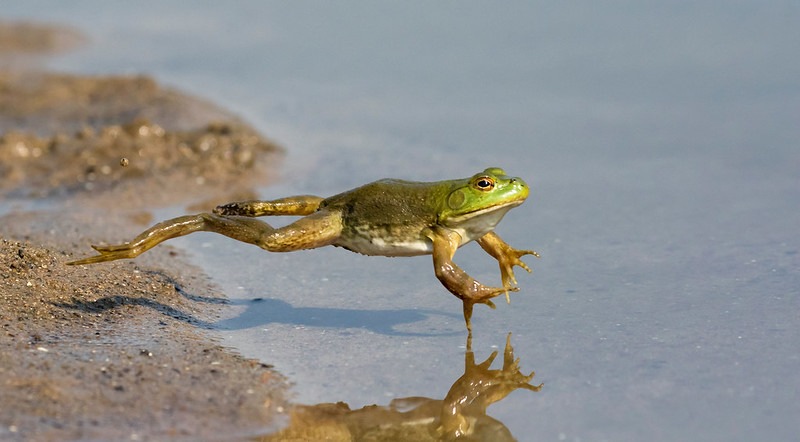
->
[[68, 168, 539, 333]]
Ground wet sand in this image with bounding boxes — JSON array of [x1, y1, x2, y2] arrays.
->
[[0, 22, 288, 440]]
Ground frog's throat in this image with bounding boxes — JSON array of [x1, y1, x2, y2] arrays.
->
[[441, 199, 523, 225]]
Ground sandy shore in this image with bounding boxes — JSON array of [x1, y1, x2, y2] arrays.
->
[[0, 22, 288, 440]]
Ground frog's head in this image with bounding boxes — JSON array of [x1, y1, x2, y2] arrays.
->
[[439, 167, 529, 232]]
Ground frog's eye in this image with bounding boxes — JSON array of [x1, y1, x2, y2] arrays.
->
[[473, 176, 495, 191]]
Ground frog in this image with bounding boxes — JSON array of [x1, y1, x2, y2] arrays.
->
[[68, 167, 539, 332]]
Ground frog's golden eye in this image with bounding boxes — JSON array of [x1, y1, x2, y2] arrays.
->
[[473, 176, 495, 191]]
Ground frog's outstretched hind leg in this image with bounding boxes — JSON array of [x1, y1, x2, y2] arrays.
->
[[68, 210, 344, 266], [67, 213, 271, 265]]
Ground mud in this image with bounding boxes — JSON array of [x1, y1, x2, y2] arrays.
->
[[0, 22, 288, 441]]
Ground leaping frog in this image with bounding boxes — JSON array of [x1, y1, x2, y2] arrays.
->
[[68, 167, 539, 332]]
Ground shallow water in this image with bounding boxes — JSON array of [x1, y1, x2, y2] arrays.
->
[[6, 1, 800, 440]]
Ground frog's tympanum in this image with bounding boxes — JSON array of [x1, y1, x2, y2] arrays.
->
[[68, 167, 538, 331]]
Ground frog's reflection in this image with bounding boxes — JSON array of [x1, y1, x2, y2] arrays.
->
[[262, 333, 541, 441]]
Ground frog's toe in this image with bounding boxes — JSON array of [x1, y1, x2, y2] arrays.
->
[[523, 249, 541, 259], [471, 285, 510, 306], [67, 251, 120, 265], [503, 271, 519, 287], [514, 249, 540, 270], [503, 267, 524, 287]]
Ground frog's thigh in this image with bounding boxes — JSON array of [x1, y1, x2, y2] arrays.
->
[[160, 211, 341, 252], [260, 210, 343, 251], [126, 213, 324, 251], [198, 214, 276, 246]]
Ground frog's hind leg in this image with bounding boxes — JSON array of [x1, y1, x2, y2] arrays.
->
[[67, 210, 342, 265], [68, 213, 262, 265], [213, 195, 324, 217]]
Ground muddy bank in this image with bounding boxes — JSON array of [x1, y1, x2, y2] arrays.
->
[[0, 237, 284, 441], [0, 22, 287, 440]]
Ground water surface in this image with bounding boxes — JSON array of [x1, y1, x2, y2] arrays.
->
[[5, 2, 799, 440]]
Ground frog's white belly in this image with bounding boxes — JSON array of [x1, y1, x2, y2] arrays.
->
[[343, 235, 434, 257], [338, 222, 496, 257]]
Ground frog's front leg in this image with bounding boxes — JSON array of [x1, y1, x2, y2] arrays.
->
[[425, 226, 515, 333], [213, 195, 324, 217], [476, 231, 539, 304], [68, 210, 343, 265]]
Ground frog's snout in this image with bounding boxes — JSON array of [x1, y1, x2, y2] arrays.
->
[[511, 177, 530, 199]]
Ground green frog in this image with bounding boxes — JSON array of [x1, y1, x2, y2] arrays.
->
[[68, 167, 539, 332]]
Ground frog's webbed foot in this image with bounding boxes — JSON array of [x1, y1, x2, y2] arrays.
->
[[70, 242, 144, 264], [496, 248, 538, 303], [477, 232, 539, 303]]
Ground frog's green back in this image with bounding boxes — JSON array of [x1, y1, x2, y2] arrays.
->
[[321, 179, 449, 231]]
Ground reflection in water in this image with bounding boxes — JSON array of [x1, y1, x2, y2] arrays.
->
[[262, 333, 541, 441]]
